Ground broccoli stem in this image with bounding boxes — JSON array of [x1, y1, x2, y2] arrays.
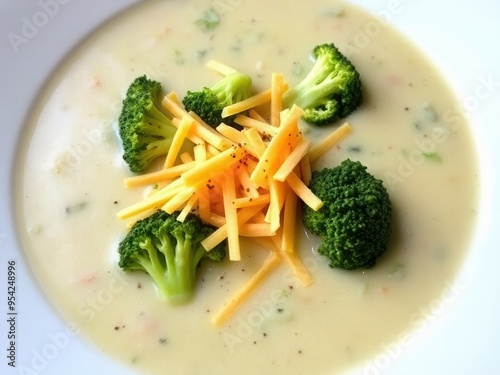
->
[[287, 53, 343, 110], [153, 236, 207, 305], [140, 116, 176, 138], [138, 239, 172, 296], [291, 75, 343, 110]]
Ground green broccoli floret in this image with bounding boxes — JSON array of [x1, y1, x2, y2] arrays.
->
[[118, 75, 177, 173], [182, 71, 252, 128], [118, 210, 226, 304], [283, 43, 362, 126], [302, 159, 391, 269]]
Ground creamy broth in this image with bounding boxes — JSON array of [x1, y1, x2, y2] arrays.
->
[[16, 0, 479, 374]]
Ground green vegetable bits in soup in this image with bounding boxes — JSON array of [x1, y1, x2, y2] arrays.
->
[[16, 0, 479, 374]]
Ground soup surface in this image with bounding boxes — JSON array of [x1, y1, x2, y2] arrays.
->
[[16, 0, 479, 374]]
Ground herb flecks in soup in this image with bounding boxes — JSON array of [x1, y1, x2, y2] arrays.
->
[[16, 1, 478, 374]]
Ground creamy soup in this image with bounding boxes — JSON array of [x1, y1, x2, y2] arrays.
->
[[16, 0, 479, 374]]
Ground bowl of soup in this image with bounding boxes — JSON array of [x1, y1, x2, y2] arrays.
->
[[2, 0, 499, 374]]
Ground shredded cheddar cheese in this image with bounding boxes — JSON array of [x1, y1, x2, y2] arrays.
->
[[117, 66, 352, 326]]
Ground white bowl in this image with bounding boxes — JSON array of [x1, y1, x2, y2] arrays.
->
[[1, 1, 499, 374]]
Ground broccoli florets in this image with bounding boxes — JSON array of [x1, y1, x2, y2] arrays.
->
[[118, 210, 226, 304], [302, 159, 391, 269], [283, 43, 362, 126], [118, 75, 177, 173], [182, 71, 252, 127]]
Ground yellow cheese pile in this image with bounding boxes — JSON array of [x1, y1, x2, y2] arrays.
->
[[117, 62, 352, 326]]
